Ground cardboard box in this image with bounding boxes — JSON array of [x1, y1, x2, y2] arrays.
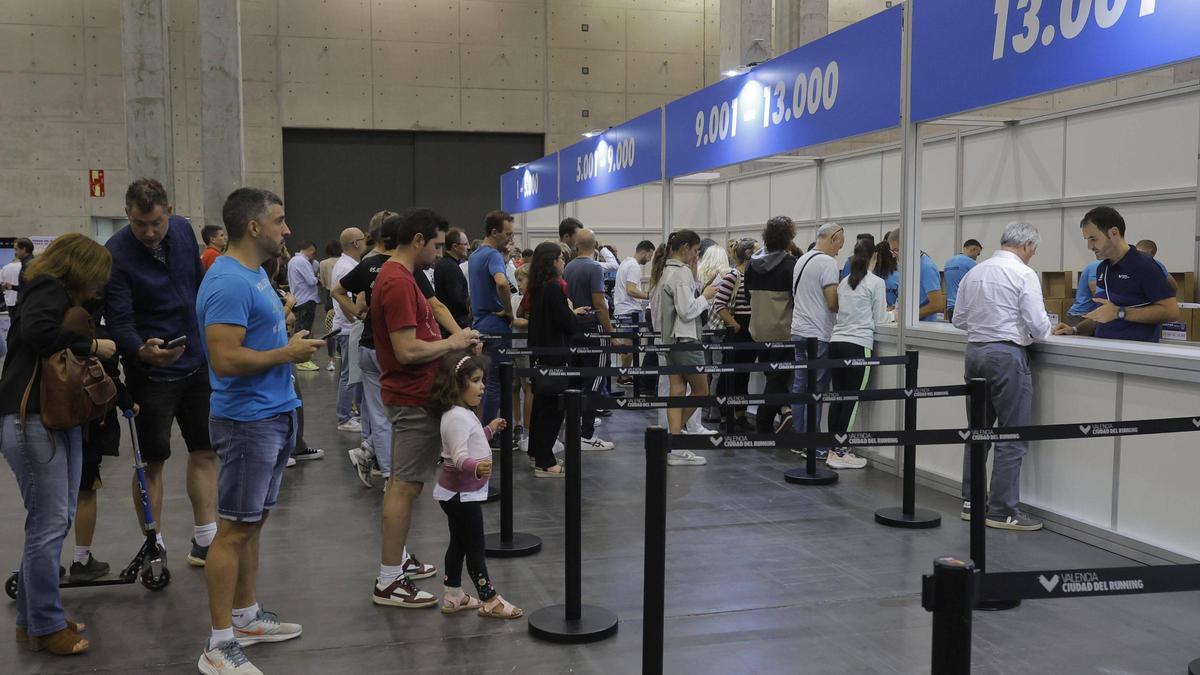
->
[[1041, 271, 1074, 299], [1170, 272, 1195, 303], [1043, 298, 1065, 325]]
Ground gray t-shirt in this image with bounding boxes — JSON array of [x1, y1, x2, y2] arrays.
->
[[789, 250, 840, 340], [563, 256, 603, 330]]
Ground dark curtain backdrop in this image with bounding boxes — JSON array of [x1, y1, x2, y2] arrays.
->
[[281, 128, 543, 251]]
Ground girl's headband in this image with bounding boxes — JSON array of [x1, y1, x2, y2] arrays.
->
[[455, 356, 472, 374]]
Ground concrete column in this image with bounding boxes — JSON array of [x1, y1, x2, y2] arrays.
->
[[774, 0, 828, 54], [198, 0, 245, 227], [719, 0, 773, 74], [121, 0, 174, 190]]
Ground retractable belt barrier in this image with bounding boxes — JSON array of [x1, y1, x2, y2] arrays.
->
[[668, 412, 1200, 450], [920, 379, 1200, 675], [587, 384, 968, 410], [515, 355, 908, 378], [496, 339, 832, 355]]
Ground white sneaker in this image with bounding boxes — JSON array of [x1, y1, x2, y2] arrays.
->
[[581, 436, 615, 451], [198, 639, 262, 674], [337, 418, 362, 433], [286, 456, 297, 468], [827, 451, 867, 470], [327, 361, 336, 371], [667, 449, 706, 466], [234, 609, 302, 645], [347, 447, 373, 488], [683, 425, 718, 436], [518, 437, 529, 453]]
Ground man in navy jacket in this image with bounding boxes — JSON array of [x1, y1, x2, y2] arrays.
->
[[105, 178, 218, 567]]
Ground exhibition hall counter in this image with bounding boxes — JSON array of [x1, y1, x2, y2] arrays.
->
[[859, 324, 1200, 562]]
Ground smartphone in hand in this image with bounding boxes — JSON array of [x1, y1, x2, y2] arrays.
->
[[164, 336, 187, 350]]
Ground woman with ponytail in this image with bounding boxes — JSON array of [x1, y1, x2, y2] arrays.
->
[[827, 240, 894, 470], [650, 230, 718, 467]]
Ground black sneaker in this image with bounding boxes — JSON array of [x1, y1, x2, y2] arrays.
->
[[775, 412, 794, 434], [293, 446, 324, 461], [68, 555, 110, 582], [187, 538, 209, 567]]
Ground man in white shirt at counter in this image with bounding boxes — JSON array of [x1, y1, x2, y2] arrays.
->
[[951, 222, 1051, 532], [612, 240, 655, 373]]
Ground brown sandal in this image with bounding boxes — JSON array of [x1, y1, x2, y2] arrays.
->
[[16, 620, 85, 643], [478, 595, 523, 620], [28, 627, 89, 654]]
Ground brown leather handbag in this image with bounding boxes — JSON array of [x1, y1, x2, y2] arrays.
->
[[20, 306, 117, 432]]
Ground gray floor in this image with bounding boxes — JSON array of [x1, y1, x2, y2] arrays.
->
[[3, 364, 1199, 674]]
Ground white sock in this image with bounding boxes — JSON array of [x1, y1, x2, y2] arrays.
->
[[209, 626, 235, 647], [378, 563, 405, 584], [73, 546, 91, 564], [194, 522, 217, 548], [155, 532, 165, 550], [231, 603, 260, 628]]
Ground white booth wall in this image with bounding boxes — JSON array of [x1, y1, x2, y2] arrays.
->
[[703, 84, 1200, 562]]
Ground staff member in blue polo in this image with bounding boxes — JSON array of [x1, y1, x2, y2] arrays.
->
[[1053, 206, 1180, 341], [943, 239, 982, 321], [885, 228, 944, 320], [1064, 259, 1102, 327]]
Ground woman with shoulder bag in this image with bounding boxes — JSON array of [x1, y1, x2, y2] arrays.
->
[[525, 242, 584, 477], [0, 233, 116, 656]]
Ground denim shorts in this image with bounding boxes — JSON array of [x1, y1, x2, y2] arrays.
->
[[210, 411, 296, 522]]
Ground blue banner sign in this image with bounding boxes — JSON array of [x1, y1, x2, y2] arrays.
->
[[664, 6, 902, 178], [559, 109, 662, 202], [912, 0, 1200, 123], [500, 153, 558, 214]]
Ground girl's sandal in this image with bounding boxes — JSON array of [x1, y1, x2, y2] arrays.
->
[[478, 595, 523, 620], [28, 627, 89, 655], [441, 593, 482, 615]]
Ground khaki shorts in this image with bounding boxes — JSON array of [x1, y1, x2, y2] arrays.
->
[[387, 405, 442, 484]]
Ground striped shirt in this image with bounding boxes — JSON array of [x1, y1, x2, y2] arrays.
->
[[712, 269, 751, 316]]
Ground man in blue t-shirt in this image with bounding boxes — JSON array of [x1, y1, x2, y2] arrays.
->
[[943, 239, 982, 321], [1065, 259, 1102, 326], [1135, 239, 1180, 295], [1053, 207, 1180, 342], [885, 229, 945, 321], [468, 210, 514, 422], [195, 188, 324, 673]]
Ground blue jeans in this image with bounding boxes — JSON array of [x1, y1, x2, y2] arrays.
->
[[210, 411, 296, 522], [358, 346, 392, 476], [791, 337, 831, 434], [473, 314, 510, 423], [1, 415, 81, 637], [336, 333, 361, 424]]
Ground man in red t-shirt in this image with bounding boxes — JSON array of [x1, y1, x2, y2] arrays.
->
[[370, 209, 479, 609]]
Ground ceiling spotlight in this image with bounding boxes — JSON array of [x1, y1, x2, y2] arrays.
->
[[722, 61, 759, 78], [581, 129, 604, 138], [510, 163, 528, 170]]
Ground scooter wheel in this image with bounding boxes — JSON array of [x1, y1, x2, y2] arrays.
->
[[141, 566, 170, 591], [5, 573, 17, 600]]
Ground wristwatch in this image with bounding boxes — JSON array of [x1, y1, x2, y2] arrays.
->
[[1117, 307, 1127, 321]]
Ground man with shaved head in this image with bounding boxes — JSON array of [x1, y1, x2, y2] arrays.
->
[[563, 226, 615, 450], [331, 226, 367, 432]]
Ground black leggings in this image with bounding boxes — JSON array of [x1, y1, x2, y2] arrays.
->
[[827, 341, 871, 440], [529, 390, 564, 469], [438, 496, 495, 600], [723, 319, 754, 415]]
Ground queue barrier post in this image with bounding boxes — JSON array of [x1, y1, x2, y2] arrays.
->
[[966, 377, 1019, 611], [484, 362, 543, 558], [632, 331, 643, 398], [527, 390, 619, 643], [875, 350, 942, 529], [922, 556, 976, 675], [784, 337, 838, 486], [642, 427, 669, 675], [1192, 659, 1200, 675]]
